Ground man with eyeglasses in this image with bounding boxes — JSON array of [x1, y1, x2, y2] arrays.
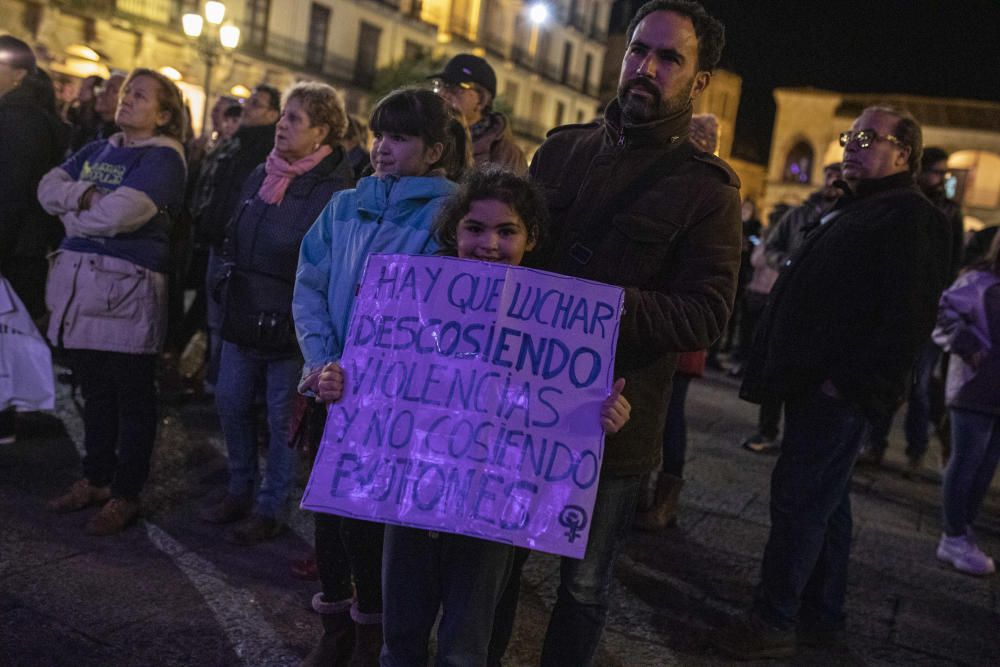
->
[[716, 105, 952, 659], [859, 146, 966, 472], [430, 54, 527, 174]]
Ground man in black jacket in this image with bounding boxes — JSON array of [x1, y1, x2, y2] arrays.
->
[[859, 146, 966, 470], [487, 3, 741, 666], [195, 84, 279, 392], [717, 106, 952, 659]]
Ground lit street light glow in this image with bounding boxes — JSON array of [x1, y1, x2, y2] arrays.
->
[[529, 3, 549, 25], [205, 1, 226, 25], [182, 13, 204, 38]]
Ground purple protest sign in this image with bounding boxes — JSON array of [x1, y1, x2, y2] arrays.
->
[[300, 254, 623, 558]]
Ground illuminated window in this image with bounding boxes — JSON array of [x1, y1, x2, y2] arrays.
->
[[306, 4, 331, 71], [354, 22, 381, 88], [245, 0, 270, 49], [782, 140, 814, 184]]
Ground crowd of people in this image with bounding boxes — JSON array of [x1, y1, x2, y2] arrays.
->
[[2, 0, 999, 663]]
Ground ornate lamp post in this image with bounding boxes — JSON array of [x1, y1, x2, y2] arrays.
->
[[183, 1, 240, 132]]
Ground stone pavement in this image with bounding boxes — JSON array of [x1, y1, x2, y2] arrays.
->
[[1, 369, 998, 666]]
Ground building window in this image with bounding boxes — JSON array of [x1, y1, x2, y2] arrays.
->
[[450, 0, 474, 39], [554, 101, 565, 127], [245, 0, 271, 50], [782, 141, 814, 184], [582, 53, 592, 95], [589, 0, 601, 37], [560, 41, 573, 84], [354, 22, 382, 88], [503, 80, 519, 113], [403, 40, 428, 61], [306, 4, 331, 71], [530, 91, 545, 123], [576, 109, 585, 123]]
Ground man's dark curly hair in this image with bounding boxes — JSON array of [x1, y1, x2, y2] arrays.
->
[[434, 166, 549, 259], [626, 0, 726, 72]]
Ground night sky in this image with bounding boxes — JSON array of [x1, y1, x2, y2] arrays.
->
[[660, 0, 1000, 162]]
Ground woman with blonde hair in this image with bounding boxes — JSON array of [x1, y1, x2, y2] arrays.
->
[[38, 68, 187, 535]]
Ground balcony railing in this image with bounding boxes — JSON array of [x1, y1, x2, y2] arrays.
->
[[508, 46, 593, 96], [510, 116, 549, 142], [50, 0, 600, 96], [481, 31, 508, 60], [54, 0, 176, 27], [241, 31, 356, 83]]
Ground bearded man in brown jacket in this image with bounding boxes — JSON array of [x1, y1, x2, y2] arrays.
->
[[488, 2, 742, 665]]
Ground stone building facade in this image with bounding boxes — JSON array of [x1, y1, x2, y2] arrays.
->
[[0, 0, 610, 148]]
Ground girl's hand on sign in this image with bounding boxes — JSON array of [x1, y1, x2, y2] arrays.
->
[[317, 361, 345, 403], [601, 378, 630, 434]]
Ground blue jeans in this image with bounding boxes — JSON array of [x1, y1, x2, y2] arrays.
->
[[381, 526, 514, 666], [539, 474, 642, 666], [941, 408, 1000, 537], [867, 340, 941, 459], [215, 341, 300, 518], [755, 386, 868, 630]]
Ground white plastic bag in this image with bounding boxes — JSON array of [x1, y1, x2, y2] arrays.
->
[[0, 275, 55, 411]]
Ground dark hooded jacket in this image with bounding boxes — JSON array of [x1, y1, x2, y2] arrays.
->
[[0, 84, 67, 261], [528, 99, 742, 476], [197, 122, 276, 248]]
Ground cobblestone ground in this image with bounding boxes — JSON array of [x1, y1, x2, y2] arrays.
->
[[2, 368, 998, 666]]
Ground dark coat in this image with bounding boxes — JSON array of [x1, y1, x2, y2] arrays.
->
[[0, 85, 67, 260], [529, 100, 743, 476], [763, 191, 833, 270], [740, 172, 952, 418], [220, 147, 355, 355], [198, 122, 276, 248]]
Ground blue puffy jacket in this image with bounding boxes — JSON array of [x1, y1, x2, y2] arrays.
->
[[292, 174, 457, 377]]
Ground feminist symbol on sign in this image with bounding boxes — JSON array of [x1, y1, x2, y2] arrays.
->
[[559, 505, 589, 543]]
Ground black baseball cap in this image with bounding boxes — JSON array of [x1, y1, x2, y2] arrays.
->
[[429, 54, 496, 99]]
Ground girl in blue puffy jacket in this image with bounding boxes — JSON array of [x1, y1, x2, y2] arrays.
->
[[293, 87, 459, 666]]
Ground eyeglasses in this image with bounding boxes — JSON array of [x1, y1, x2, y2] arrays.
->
[[838, 129, 904, 149], [433, 79, 475, 94]]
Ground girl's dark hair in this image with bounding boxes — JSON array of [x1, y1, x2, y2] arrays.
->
[[434, 165, 550, 257], [369, 86, 454, 174]]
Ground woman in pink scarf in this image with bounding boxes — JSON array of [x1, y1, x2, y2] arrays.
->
[[200, 82, 355, 545]]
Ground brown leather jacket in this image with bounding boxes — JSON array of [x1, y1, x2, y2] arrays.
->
[[529, 100, 742, 476]]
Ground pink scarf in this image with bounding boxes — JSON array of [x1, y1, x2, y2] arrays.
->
[[258, 145, 333, 205]]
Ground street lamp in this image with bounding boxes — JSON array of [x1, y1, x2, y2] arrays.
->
[[183, 1, 240, 133], [526, 2, 549, 62]]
